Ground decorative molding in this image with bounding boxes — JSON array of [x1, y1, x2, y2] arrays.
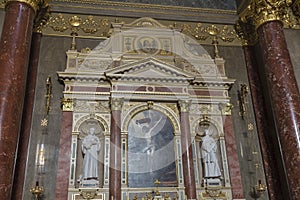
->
[[42, 13, 242, 46], [50, 0, 237, 15]]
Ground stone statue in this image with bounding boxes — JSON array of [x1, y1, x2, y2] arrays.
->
[[82, 127, 100, 180], [201, 129, 221, 178]]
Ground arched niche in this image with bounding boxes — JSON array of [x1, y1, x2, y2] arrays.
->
[[194, 119, 224, 187], [74, 117, 106, 188]]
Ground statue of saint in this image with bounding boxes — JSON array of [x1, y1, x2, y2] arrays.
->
[[82, 127, 100, 180], [201, 129, 221, 178]]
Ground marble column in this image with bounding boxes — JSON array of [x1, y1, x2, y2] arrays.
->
[[223, 115, 245, 199], [109, 98, 123, 200], [0, 0, 38, 198], [12, 31, 42, 200], [178, 100, 196, 200], [237, 2, 300, 198], [243, 45, 283, 199], [55, 100, 73, 200], [257, 20, 300, 199]]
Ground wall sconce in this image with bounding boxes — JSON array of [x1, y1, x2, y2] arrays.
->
[[30, 182, 44, 200], [238, 83, 248, 119], [250, 179, 267, 199], [250, 162, 267, 199]]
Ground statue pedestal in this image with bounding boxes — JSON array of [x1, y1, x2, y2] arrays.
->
[[81, 179, 99, 188], [204, 178, 221, 187]]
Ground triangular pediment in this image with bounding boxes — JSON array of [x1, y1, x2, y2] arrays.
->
[[105, 58, 194, 81]]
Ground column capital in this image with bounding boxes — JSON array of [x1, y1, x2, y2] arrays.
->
[[292, 0, 300, 17], [33, 0, 50, 33], [6, 0, 49, 13], [61, 98, 73, 112], [235, 19, 258, 46], [110, 98, 124, 111], [238, 0, 292, 30], [178, 100, 191, 113]]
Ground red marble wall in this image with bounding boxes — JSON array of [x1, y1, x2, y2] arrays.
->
[[55, 111, 73, 200], [223, 115, 245, 199]]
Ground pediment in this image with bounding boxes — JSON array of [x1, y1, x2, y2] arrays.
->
[[105, 58, 194, 82]]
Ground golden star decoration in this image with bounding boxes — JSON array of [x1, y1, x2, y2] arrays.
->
[[41, 118, 48, 127]]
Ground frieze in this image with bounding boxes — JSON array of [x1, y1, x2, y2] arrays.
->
[[74, 100, 110, 113], [41, 13, 242, 46]]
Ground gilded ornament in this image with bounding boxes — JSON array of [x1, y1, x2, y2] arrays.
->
[[40, 118, 48, 127], [219, 102, 233, 115], [203, 187, 226, 198], [48, 13, 68, 32], [235, 19, 258, 46], [238, 0, 292, 31], [61, 98, 73, 111], [81, 16, 98, 34], [7, 0, 42, 13], [178, 100, 191, 112], [33, 0, 50, 33], [292, 0, 300, 17]]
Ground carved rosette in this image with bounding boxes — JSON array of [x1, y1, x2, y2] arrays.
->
[[110, 98, 124, 111], [236, 0, 292, 44]]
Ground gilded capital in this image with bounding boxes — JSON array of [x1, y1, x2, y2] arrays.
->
[[239, 0, 292, 30], [61, 98, 73, 112], [178, 100, 191, 112], [33, 0, 50, 33], [110, 98, 124, 111], [235, 19, 258, 46], [7, 0, 45, 13], [292, 0, 300, 17], [218, 102, 234, 115]]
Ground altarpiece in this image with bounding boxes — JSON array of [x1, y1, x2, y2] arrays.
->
[[57, 17, 236, 200]]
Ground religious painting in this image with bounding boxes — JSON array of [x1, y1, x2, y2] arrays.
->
[[136, 37, 159, 54], [127, 110, 177, 187]]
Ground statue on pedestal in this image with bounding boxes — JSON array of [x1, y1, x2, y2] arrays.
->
[[201, 129, 221, 178], [81, 127, 100, 186]]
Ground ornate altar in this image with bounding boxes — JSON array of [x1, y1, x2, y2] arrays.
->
[[57, 17, 236, 200]]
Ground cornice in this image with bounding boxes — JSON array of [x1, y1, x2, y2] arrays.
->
[[49, 0, 238, 24], [51, 0, 237, 15]]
